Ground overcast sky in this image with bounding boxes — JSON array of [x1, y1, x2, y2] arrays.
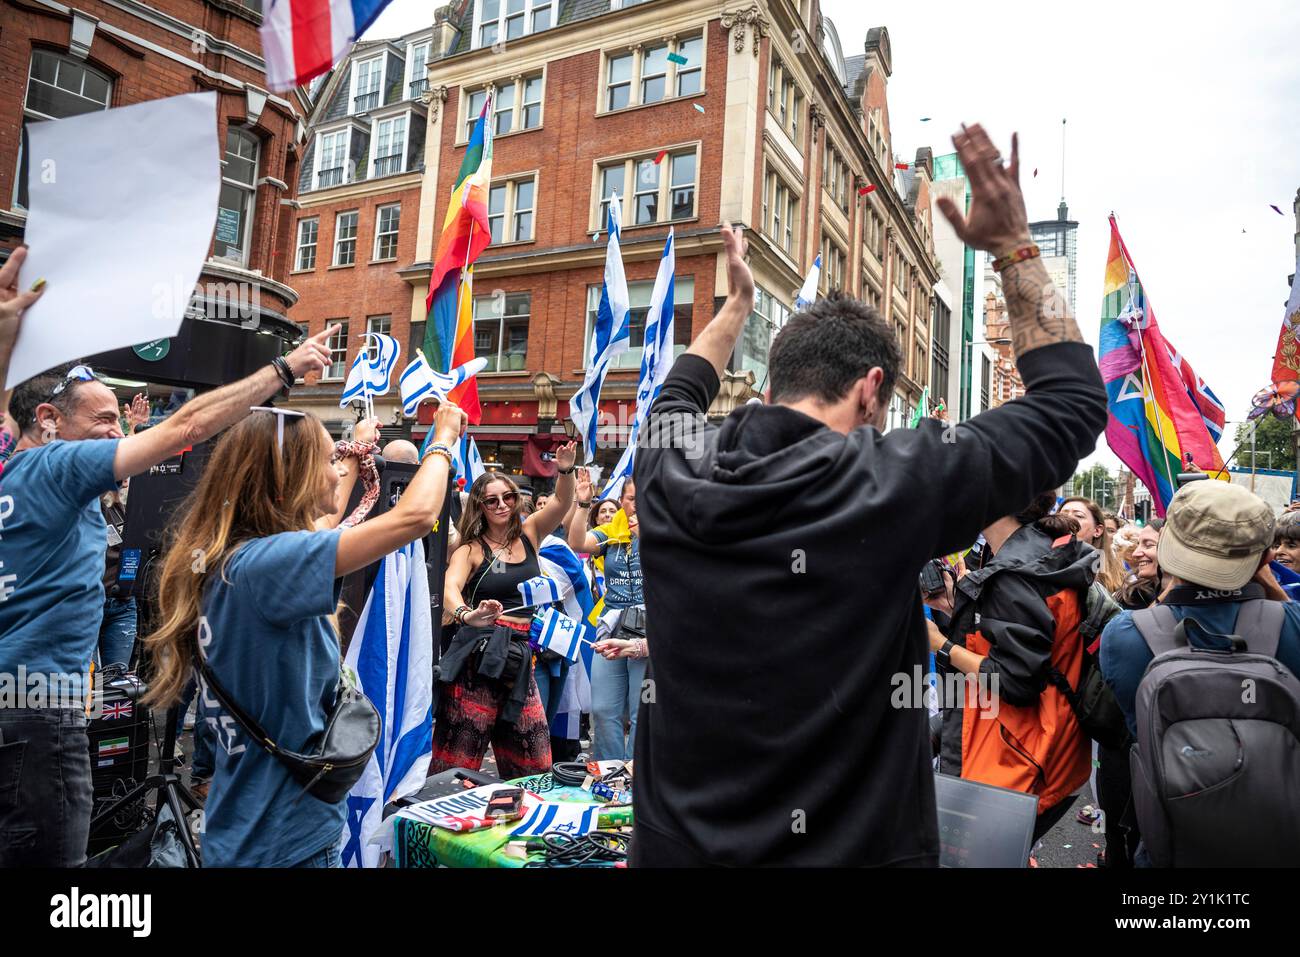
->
[[364, 1, 1300, 473]]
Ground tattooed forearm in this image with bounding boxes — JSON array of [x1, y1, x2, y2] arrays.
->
[[1000, 255, 1082, 358]]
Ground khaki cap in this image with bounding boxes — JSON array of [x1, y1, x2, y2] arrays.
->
[[1157, 480, 1276, 590]]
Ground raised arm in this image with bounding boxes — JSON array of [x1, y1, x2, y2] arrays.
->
[[112, 324, 338, 481], [566, 467, 605, 554], [334, 401, 465, 577], [682, 224, 755, 379], [315, 416, 381, 531], [935, 126, 1083, 358], [523, 441, 577, 545], [897, 124, 1104, 558], [0, 247, 47, 421]]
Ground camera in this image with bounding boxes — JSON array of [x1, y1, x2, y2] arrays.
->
[[919, 559, 947, 598]]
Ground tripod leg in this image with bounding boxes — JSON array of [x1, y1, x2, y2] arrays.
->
[[163, 782, 202, 868]]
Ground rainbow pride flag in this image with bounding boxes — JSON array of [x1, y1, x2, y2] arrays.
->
[[1098, 215, 1225, 516], [423, 95, 494, 426]]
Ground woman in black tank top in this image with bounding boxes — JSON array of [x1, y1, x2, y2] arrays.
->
[[430, 447, 577, 779]]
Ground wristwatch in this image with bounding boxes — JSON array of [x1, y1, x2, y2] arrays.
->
[[577, 500, 592, 508], [935, 639, 955, 670], [556, 464, 575, 475]]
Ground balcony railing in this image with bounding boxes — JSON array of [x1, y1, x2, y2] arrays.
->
[[317, 167, 344, 188], [373, 154, 402, 177], [409, 78, 428, 98], [353, 91, 379, 112]]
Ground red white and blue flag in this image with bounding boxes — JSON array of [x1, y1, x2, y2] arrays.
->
[[260, 0, 396, 92], [102, 701, 133, 720]]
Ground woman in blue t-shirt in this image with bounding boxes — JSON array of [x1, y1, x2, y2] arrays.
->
[[567, 472, 647, 761], [143, 401, 467, 867]]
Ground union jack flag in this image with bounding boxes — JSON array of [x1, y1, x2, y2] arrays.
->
[[102, 701, 133, 720]]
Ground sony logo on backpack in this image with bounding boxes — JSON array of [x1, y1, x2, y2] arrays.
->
[[1193, 588, 1243, 600]]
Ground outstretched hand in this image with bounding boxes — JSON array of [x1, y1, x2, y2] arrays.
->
[[0, 246, 45, 363], [284, 323, 337, 379], [934, 125, 1030, 256], [721, 222, 754, 304]]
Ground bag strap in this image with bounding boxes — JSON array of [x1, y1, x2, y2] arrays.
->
[[1079, 581, 1115, 650], [1231, 599, 1285, 659], [192, 639, 287, 759], [1131, 605, 1183, 657]]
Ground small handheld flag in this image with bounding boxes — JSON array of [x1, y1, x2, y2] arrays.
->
[[399, 351, 489, 416], [340, 333, 401, 409], [529, 607, 590, 663], [516, 575, 562, 609]]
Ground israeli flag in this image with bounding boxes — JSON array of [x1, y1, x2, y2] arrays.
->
[[529, 606, 587, 663], [600, 229, 675, 500], [794, 253, 821, 311], [338, 539, 434, 868], [538, 535, 597, 739], [510, 802, 598, 837], [451, 433, 486, 485], [340, 333, 402, 407], [516, 574, 562, 608], [568, 195, 630, 462], [399, 351, 489, 417]]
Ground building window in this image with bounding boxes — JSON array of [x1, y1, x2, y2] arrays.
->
[[585, 278, 694, 370], [316, 130, 349, 188], [373, 204, 400, 260], [214, 129, 259, 266], [736, 286, 792, 388], [595, 149, 697, 228], [822, 141, 850, 214], [366, 315, 391, 358], [333, 211, 358, 266], [372, 114, 407, 177], [820, 234, 846, 293], [474, 0, 553, 49], [601, 35, 705, 113], [352, 56, 383, 113], [472, 292, 530, 371], [295, 218, 319, 271], [767, 57, 803, 143], [408, 42, 431, 98], [762, 169, 799, 256], [463, 74, 543, 139], [18, 51, 114, 208], [980, 354, 991, 409], [25, 50, 112, 119], [323, 321, 350, 380], [488, 176, 535, 244]]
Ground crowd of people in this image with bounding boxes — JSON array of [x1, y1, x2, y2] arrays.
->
[[0, 122, 1297, 869]]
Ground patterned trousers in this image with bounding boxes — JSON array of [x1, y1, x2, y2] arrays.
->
[[429, 667, 553, 780]]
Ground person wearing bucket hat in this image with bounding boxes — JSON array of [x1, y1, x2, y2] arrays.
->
[[1100, 481, 1300, 739]]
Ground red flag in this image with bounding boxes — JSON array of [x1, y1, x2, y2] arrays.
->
[[858, 184, 876, 196]]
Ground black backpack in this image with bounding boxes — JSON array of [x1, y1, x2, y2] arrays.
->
[[1129, 600, 1300, 867], [1045, 580, 1131, 750]]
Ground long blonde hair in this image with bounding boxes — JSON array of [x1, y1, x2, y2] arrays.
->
[[142, 410, 334, 709]]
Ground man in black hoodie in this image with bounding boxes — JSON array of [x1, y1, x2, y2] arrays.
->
[[629, 124, 1109, 866]]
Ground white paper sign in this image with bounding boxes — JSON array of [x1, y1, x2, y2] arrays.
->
[[8, 91, 220, 388]]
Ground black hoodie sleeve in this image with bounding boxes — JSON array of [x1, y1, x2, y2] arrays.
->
[[880, 342, 1107, 560]]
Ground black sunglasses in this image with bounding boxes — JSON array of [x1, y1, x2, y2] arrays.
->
[[481, 492, 518, 509]]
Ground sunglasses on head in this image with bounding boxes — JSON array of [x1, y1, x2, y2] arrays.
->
[[50, 365, 98, 397], [481, 492, 518, 509]]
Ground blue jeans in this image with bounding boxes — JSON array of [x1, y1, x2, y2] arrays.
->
[[97, 596, 138, 670], [176, 677, 215, 780], [591, 654, 648, 762], [0, 708, 92, 867], [292, 841, 342, 867], [533, 656, 571, 727]]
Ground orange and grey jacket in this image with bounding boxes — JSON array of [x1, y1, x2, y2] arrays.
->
[[938, 524, 1095, 814]]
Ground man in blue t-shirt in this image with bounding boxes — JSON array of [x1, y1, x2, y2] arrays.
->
[[0, 276, 336, 865]]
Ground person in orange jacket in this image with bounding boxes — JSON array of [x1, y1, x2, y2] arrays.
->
[[926, 490, 1094, 841]]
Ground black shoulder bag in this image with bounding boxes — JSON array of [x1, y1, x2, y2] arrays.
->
[[193, 643, 380, 804]]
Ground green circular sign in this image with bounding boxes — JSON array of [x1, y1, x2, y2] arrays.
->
[[133, 338, 170, 361]]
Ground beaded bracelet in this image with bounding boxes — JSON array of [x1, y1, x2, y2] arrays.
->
[[991, 243, 1041, 273]]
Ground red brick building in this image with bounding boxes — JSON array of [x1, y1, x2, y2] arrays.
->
[[290, 0, 939, 482], [0, 0, 312, 388]]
